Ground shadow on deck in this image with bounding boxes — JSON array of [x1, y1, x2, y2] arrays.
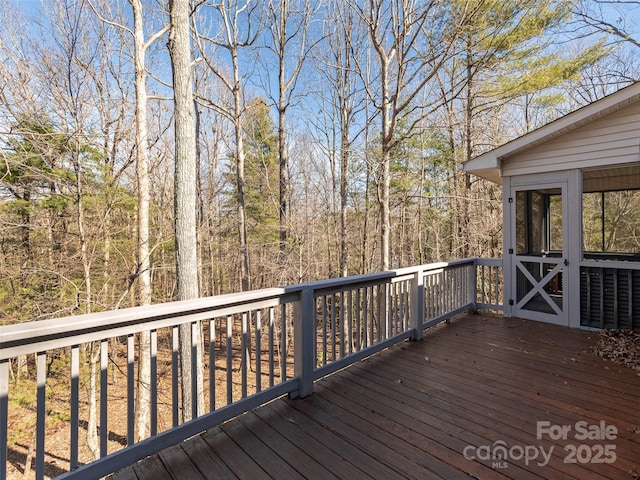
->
[[111, 314, 640, 480]]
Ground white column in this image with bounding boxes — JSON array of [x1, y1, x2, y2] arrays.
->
[[567, 169, 583, 328], [502, 176, 513, 317]]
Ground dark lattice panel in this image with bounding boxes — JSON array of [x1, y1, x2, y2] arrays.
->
[[580, 267, 640, 329]]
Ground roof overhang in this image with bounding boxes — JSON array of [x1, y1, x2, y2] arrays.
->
[[462, 81, 640, 184]]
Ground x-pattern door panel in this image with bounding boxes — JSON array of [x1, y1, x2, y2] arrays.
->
[[515, 256, 564, 316], [511, 181, 568, 325]]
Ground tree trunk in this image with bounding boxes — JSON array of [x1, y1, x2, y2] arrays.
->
[[375, 45, 392, 272], [129, 0, 152, 441], [461, 38, 473, 258], [339, 110, 350, 277], [379, 123, 392, 271], [278, 19, 289, 278], [87, 344, 100, 459], [168, 0, 204, 422], [231, 46, 251, 292], [234, 100, 250, 292]]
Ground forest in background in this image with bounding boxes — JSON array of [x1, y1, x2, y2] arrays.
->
[[1, 0, 639, 326]]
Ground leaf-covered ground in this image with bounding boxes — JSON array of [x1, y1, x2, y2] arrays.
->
[[592, 328, 640, 373]]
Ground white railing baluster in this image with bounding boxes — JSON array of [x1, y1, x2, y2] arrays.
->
[[390, 283, 396, 337], [190, 322, 198, 419], [482, 265, 487, 305], [280, 305, 287, 381], [127, 335, 134, 446], [100, 340, 108, 458], [347, 290, 353, 355], [331, 294, 336, 362], [171, 326, 179, 428], [369, 285, 375, 346], [405, 279, 410, 328], [269, 307, 275, 387], [376, 284, 382, 342], [36, 352, 46, 479], [255, 311, 262, 393], [469, 263, 476, 308], [0, 360, 8, 480], [403, 280, 409, 331], [433, 273, 438, 318], [432, 273, 437, 318], [209, 319, 216, 411], [150, 329, 158, 436], [70, 346, 79, 470], [321, 296, 327, 366], [241, 313, 248, 399], [356, 289, 362, 351], [385, 283, 390, 340], [459, 267, 464, 308], [339, 292, 345, 359], [396, 282, 400, 333], [398, 282, 403, 332], [226, 315, 233, 405], [397, 282, 402, 333], [487, 266, 496, 303], [451, 269, 455, 310]]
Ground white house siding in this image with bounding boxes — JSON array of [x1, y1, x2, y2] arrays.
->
[[502, 103, 640, 177]]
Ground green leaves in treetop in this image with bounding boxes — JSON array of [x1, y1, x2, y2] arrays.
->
[[454, 0, 609, 102], [471, 0, 570, 54], [2, 116, 135, 215], [490, 40, 609, 98], [39, 194, 71, 212], [2, 118, 75, 186], [243, 98, 279, 240], [223, 97, 280, 241], [1, 192, 72, 215], [0, 198, 32, 216]]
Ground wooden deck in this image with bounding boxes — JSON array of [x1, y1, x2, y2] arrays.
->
[[111, 314, 640, 480]]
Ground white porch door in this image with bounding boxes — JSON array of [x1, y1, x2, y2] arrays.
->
[[510, 181, 569, 325]]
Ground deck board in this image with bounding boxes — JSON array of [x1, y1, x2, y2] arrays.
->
[[180, 435, 237, 479], [111, 314, 640, 479], [238, 409, 341, 480], [200, 427, 268, 478], [220, 414, 305, 480], [291, 391, 447, 480]]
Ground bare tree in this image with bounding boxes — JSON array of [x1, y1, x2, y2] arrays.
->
[[168, 0, 204, 422], [88, 0, 169, 440], [352, 0, 469, 270], [193, 0, 262, 292], [573, 0, 640, 48], [128, 0, 170, 440], [47, 0, 101, 457], [328, 1, 365, 276], [260, 0, 320, 280]]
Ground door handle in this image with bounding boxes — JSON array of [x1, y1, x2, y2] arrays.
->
[[564, 259, 568, 266]]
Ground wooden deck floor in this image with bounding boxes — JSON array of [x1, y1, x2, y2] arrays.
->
[[111, 314, 640, 480]]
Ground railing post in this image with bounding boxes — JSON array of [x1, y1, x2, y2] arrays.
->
[[470, 260, 478, 311], [410, 269, 424, 341], [293, 287, 315, 398]]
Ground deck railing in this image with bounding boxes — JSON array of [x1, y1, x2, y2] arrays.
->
[[0, 257, 502, 480]]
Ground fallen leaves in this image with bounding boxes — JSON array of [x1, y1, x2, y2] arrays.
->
[[592, 329, 640, 372]]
